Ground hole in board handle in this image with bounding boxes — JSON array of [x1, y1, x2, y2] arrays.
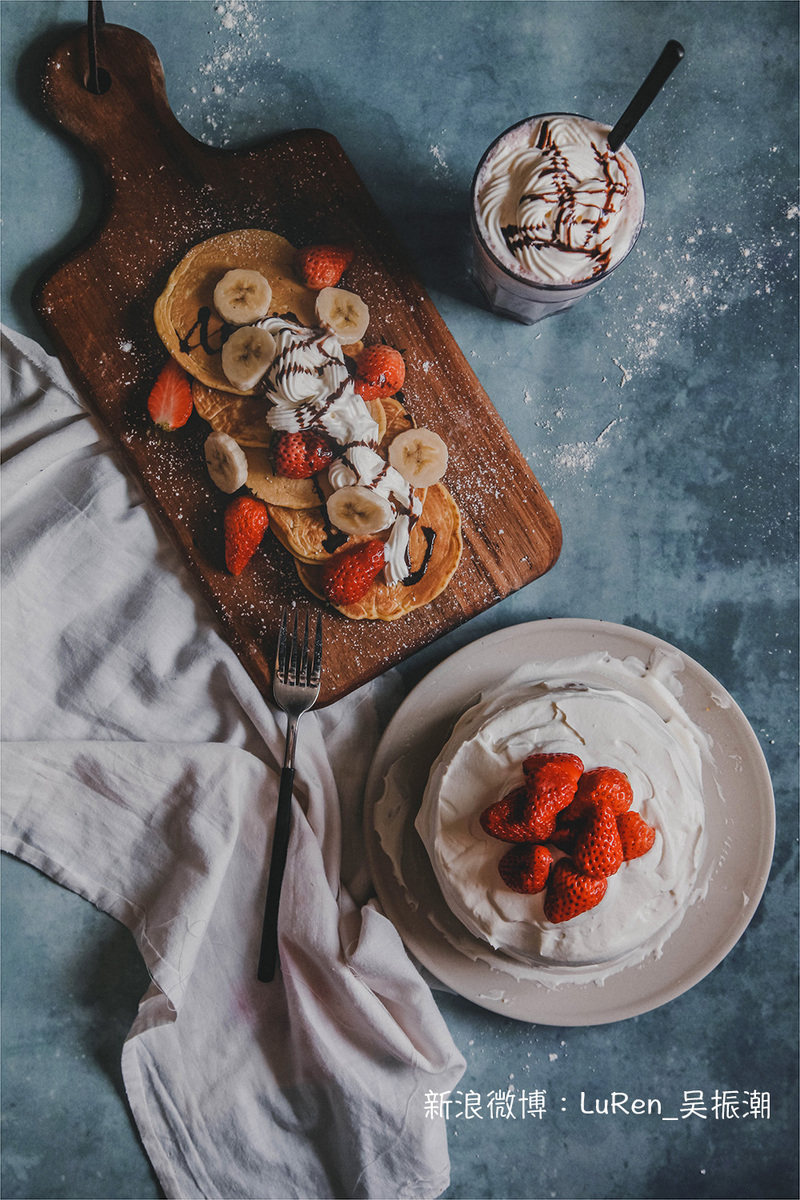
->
[[84, 66, 112, 95]]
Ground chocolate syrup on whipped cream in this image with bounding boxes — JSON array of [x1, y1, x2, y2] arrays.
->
[[276, 378, 351, 433], [268, 328, 340, 394], [475, 114, 644, 296], [500, 120, 632, 278]]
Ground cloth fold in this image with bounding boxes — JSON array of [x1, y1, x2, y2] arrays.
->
[[0, 325, 465, 1200]]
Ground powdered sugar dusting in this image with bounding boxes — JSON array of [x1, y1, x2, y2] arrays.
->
[[520, 179, 796, 488], [429, 144, 449, 172], [605, 203, 798, 382], [216, 0, 256, 32], [178, 1, 279, 145], [551, 418, 622, 477]]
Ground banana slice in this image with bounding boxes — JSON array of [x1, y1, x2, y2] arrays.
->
[[204, 430, 249, 493], [326, 485, 393, 535], [220, 326, 276, 392], [387, 427, 449, 487], [315, 287, 370, 342], [213, 269, 273, 325]]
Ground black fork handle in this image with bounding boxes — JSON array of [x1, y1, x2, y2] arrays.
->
[[257, 719, 298, 981]]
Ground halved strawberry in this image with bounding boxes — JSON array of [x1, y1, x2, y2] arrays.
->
[[321, 539, 385, 605], [224, 495, 268, 575], [353, 344, 406, 400], [146, 359, 193, 430]]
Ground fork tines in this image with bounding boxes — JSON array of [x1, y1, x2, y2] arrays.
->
[[276, 607, 322, 688]]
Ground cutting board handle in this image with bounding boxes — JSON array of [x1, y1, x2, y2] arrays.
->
[[41, 22, 202, 180]]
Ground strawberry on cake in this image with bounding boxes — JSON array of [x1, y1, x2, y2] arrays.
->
[[411, 650, 711, 980]]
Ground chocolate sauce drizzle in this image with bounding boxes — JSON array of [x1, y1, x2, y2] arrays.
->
[[176, 306, 233, 355], [175, 310, 308, 358], [176, 307, 432, 584], [501, 120, 631, 278], [266, 332, 351, 432], [315, 473, 349, 555], [402, 526, 436, 586]]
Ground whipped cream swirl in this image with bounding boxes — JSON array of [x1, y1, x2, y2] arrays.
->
[[257, 317, 379, 445], [475, 115, 644, 286], [329, 445, 423, 583], [258, 316, 419, 585], [406, 651, 712, 982]]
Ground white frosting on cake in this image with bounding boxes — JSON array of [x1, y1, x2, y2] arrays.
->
[[378, 649, 713, 985]]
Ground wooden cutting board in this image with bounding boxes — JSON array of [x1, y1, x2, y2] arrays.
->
[[34, 20, 561, 707]]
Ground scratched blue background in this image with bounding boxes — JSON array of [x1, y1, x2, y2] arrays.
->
[[1, 2, 797, 1198]]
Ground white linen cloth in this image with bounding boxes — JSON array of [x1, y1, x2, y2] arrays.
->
[[0, 325, 465, 1200]]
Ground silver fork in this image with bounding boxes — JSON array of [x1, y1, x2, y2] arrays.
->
[[257, 607, 323, 982]]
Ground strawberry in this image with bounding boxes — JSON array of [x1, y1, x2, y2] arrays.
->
[[480, 786, 535, 843], [296, 244, 354, 289], [498, 844, 554, 894], [523, 756, 582, 830], [146, 359, 193, 430], [543, 858, 607, 923], [273, 430, 334, 478], [572, 802, 624, 878], [522, 752, 584, 782], [548, 821, 578, 853], [617, 810, 656, 860], [224, 496, 268, 575], [353, 344, 406, 400], [561, 766, 634, 823], [522, 794, 562, 843], [321, 539, 385, 605]]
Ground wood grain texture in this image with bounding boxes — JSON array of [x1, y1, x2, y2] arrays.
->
[[33, 21, 561, 706]]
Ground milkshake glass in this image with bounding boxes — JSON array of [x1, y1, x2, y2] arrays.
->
[[470, 113, 645, 325]]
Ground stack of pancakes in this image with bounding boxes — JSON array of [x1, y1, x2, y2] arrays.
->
[[153, 229, 462, 619]]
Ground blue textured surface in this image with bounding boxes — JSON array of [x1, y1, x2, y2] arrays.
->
[[1, 2, 797, 1198]]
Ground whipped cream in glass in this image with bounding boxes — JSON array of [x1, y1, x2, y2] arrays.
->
[[471, 114, 645, 324]]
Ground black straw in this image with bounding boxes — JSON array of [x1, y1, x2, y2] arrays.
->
[[608, 40, 685, 152], [86, 0, 107, 94]]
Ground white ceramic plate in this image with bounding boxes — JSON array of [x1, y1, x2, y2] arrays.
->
[[363, 618, 775, 1025]]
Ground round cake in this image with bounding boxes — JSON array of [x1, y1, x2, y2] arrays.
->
[[411, 651, 711, 977]]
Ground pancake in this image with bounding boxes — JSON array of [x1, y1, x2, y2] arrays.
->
[[267, 496, 381, 563], [266, 395, 417, 562], [154, 229, 317, 393], [379, 394, 414, 447], [244, 447, 321, 510], [191, 380, 271, 446], [153, 227, 463, 620], [268, 478, 429, 564], [296, 482, 462, 620]]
